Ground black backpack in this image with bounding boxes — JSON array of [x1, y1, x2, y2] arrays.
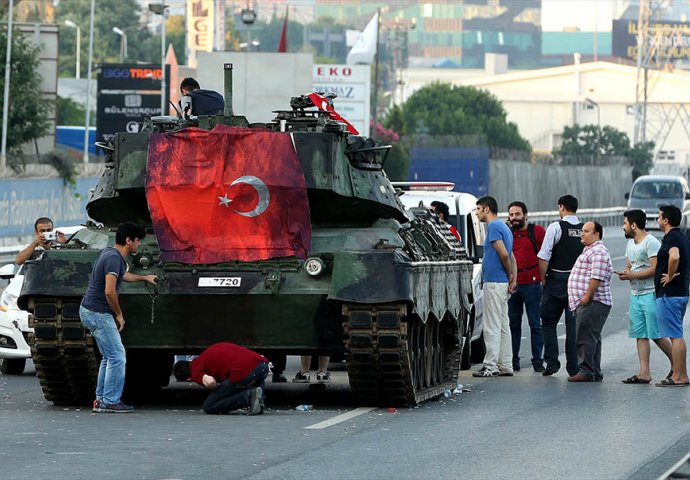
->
[[526, 223, 539, 255]]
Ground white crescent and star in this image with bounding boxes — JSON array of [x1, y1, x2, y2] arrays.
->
[[217, 175, 270, 218]]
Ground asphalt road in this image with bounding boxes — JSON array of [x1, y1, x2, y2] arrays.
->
[[2, 227, 690, 480]]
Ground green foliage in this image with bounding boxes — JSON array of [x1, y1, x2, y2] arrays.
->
[[165, 15, 185, 63], [56, 96, 95, 126], [629, 141, 655, 180], [56, 0, 160, 77], [555, 124, 654, 177], [374, 122, 408, 181], [0, 26, 52, 165], [387, 82, 530, 151]]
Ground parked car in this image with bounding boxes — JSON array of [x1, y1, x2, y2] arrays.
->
[[0, 263, 30, 374], [0, 225, 85, 375], [625, 175, 690, 234], [393, 182, 486, 369]]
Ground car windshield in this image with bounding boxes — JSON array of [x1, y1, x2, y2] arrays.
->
[[631, 181, 683, 199]]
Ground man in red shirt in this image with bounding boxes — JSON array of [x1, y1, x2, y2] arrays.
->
[[507, 201, 547, 372], [431, 201, 461, 241], [173, 342, 269, 415]]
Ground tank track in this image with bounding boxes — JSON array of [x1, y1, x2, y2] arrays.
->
[[27, 297, 97, 406], [343, 303, 461, 406]]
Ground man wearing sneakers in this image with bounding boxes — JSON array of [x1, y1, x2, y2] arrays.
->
[[294, 355, 331, 383], [617, 209, 672, 384], [173, 342, 268, 414], [473, 196, 517, 378], [80, 223, 158, 413], [538, 194, 584, 377]]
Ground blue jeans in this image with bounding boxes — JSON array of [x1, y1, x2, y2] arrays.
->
[[508, 283, 544, 367], [79, 305, 126, 405], [203, 361, 269, 414]]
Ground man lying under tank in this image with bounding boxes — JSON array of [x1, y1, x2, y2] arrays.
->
[[173, 342, 268, 415]]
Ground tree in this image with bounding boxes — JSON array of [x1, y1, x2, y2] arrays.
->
[[56, 0, 158, 78], [385, 82, 531, 151], [555, 124, 654, 178], [0, 26, 52, 163]]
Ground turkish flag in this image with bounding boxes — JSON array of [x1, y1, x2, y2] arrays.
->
[[308, 92, 359, 135], [145, 125, 311, 264], [277, 7, 288, 53]]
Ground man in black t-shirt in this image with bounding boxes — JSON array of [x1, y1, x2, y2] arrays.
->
[[654, 205, 690, 387]]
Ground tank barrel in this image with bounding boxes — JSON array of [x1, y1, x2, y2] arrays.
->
[[223, 63, 233, 117]]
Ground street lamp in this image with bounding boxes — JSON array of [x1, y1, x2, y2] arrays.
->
[[149, 2, 169, 116], [64, 20, 80, 79], [112, 27, 127, 63], [240, 3, 257, 51]]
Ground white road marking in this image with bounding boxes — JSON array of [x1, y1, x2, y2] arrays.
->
[[305, 407, 377, 430], [612, 255, 626, 261]]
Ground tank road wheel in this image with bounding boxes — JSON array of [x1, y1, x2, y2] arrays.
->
[[0, 358, 26, 375], [28, 297, 98, 406], [343, 303, 462, 406]]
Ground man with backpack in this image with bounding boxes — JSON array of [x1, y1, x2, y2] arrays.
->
[[507, 201, 546, 372]]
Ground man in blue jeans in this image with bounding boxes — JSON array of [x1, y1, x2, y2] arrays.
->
[[80, 223, 158, 413], [653, 205, 690, 387], [507, 201, 546, 372], [173, 342, 268, 415]]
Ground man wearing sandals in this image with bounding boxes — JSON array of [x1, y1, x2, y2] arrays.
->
[[617, 209, 672, 385], [654, 205, 690, 387]]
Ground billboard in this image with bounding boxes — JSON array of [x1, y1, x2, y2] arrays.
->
[[187, 0, 215, 68], [313, 64, 371, 137], [612, 19, 690, 61], [96, 64, 170, 144]]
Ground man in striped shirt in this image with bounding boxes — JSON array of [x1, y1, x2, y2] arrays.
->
[[566, 221, 613, 382]]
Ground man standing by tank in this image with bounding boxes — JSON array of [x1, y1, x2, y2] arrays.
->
[[654, 205, 690, 387], [567, 222, 613, 382], [473, 196, 516, 377], [80, 223, 158, 413], [430, 200, 461, 241], [617, 209, 672, 384], [15, 217, 67, 265], [507, 201, 546, 372], [538, 194, 584, 377]]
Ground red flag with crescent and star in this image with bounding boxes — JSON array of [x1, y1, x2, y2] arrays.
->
[[145, 125, 311, 264]]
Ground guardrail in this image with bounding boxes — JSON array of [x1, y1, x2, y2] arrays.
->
[[526, 206, 627, 228], [0, 245, 20, 266]]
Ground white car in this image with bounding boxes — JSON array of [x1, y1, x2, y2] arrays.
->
[[394, 182, 486, 369], [0, 264, 30, 374], [0, 225, 85, 375]]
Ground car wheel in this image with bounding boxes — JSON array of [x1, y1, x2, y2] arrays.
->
[[0, 358, 26, 375]]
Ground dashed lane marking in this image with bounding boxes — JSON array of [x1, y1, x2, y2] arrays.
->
[[305, 407, 377, 429]]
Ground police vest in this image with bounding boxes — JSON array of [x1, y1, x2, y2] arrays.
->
[[549, 220, 584, 272]]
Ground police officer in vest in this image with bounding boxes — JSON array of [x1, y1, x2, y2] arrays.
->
[[537, 194, 584, 377]]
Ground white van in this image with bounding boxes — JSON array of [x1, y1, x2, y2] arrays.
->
[[625, 175, 690, 233], [393, 182, 486, 369]]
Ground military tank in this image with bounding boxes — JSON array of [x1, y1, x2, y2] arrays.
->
[[18, 64, 474, 407]]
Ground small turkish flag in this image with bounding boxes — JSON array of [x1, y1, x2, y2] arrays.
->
[[145, 125, 311, 264], [308, 92, 359, 135]]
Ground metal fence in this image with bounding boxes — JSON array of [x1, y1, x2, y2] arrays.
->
[[527, 206, 627, 228]]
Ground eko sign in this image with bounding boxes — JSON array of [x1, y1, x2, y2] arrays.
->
[[313, 65, 371, 137]]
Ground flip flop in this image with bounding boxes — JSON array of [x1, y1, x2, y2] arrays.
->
[[655, 378, 690, 387], [622, 375, 651, 384]]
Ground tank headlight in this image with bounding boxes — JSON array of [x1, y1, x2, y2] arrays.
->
[[138, 255, 152, 269], [304, 257, 325, 277]]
